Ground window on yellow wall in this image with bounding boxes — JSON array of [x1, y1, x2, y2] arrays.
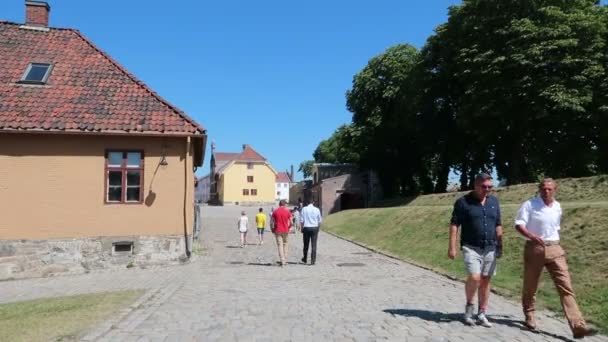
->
[[243, 189, 249, 196], [105, 150, 144, 204], [247, 162, 254, 169], [247, 176, 254, 183], [251, 189, 257, 196]]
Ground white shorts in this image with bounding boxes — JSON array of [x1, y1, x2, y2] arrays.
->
[[462, 245, 496, 277], [239, 227, 247, 233]]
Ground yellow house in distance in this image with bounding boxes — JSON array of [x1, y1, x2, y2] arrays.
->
[[210, 144, 277, 205]]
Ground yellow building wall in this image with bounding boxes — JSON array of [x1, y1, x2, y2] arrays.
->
[[0, 133, 195, 240], [218, 174, 225, 204], [221, 162, 275, 204]]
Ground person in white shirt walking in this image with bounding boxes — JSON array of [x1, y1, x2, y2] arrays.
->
[[237, 210, 249, 248], [300, 200, 322, 265], [514, 178, 596, 339]]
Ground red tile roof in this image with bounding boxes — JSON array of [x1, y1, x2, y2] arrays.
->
[[213, 145, 268, 175], [0, 21, 205, 135], [214, 145, 266, 163], [214, 153, 239, 161], [238, 145, 266, 162], [276, 172, 291, 183]]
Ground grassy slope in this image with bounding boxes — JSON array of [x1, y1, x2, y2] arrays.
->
[[0, 290, 143, 342], [324, 175, 608, 332]]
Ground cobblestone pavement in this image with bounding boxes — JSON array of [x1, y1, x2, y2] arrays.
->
[[0, 205, 606, 342]]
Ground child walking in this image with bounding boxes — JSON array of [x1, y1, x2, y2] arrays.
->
[[238, 210, 249, 247]]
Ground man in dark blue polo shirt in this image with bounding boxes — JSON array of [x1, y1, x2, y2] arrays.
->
[[449, 173, 503, 327]]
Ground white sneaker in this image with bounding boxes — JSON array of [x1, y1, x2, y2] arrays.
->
[[477, 312, 493, 328], [464, 304, 475, 326]]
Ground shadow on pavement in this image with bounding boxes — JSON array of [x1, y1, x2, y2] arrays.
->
[[246, 262, 304, 267], [488, 317, 575, 342], [383, 309, 574, 342], [383, 309, 461, 323]]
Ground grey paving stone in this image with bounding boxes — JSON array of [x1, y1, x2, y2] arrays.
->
[[0, 205, 606, 341]]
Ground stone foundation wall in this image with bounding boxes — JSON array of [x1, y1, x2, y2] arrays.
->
[[0, 235, 189, 280]]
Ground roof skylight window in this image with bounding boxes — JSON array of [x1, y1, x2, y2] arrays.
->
[[20, 63, 52, 84]]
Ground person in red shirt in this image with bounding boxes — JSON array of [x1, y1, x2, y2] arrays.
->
[[271, 200, 293, 266]]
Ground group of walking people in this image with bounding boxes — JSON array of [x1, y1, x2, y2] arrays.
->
[[237, 199, 322, 267], [449, 174, 597, 339], [236, 174, 596, 338]]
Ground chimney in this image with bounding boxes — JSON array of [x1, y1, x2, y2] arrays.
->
[[290, 165, 294, 181], [25, 1, 50, 27], [242, 144, 249, 151]]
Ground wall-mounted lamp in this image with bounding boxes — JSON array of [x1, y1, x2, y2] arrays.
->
[[159, 155, 169, 166]]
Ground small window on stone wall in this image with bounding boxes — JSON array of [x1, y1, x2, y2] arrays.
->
[[113, 241, 133, 254]]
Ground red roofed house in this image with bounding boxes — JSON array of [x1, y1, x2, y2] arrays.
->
[[209, 143, 277, 205], [0, 1, 207, 279]]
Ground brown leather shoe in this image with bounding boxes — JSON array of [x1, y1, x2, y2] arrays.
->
[[573, 326, 598, 339], [524, 314, 536, 330]]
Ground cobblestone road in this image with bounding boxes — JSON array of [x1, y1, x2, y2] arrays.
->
[[0, 205, 605, 342]]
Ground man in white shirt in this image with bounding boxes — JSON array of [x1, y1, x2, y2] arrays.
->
[[300, 200, 322, 265], [515, 178, 596, 339]]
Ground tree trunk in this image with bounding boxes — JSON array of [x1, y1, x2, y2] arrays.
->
[[434, 158, 450, 193]]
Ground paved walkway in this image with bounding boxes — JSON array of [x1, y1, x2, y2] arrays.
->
[[0, 205, 605, 342]]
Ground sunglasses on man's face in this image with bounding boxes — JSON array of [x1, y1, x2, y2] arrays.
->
[[481, 185, 493, 190]]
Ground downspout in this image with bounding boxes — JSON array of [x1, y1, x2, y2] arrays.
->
[[183, 136, 192, 258]]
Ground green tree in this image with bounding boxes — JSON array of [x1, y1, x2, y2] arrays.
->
[[346, 44, 423, 195], [298, 160, 314, 179], [594, 6, 608, 172], [313, 124, 360, 164], [436, 0, 607, 184]]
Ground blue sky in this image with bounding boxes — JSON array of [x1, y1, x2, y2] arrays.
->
[[1, 0, 492, 179]]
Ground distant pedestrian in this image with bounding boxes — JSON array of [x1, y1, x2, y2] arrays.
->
[[237, 210, 249, 248], [448, 173, 502, 327], [292, 207, 301, 233], [255, 208, 267, 245], [514, 178, 597, 338], [300, 200, 322, 265], [269, 207, 275, 231], [271, 200, 292, 266]]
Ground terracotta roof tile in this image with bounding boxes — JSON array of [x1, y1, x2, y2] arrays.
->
[[276, 172, 291, 183], [214, 153, 239, 161], [213, 145, 266, 163], [0, 21, 205, 135], [237, 145, 266, 162]]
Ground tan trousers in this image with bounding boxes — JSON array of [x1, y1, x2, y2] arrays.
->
[[523, 242, 586, 331], [275, 233, 289, 265]]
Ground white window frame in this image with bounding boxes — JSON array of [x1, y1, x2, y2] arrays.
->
[[20, 62, 53, 84]]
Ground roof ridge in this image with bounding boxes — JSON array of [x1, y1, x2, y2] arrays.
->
[[238, 145, 266, 161], [0, 20, 73, 31], [68, 28, 206, 135]]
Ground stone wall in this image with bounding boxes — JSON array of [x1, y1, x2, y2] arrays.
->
[[0, 235, 189, 280]]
